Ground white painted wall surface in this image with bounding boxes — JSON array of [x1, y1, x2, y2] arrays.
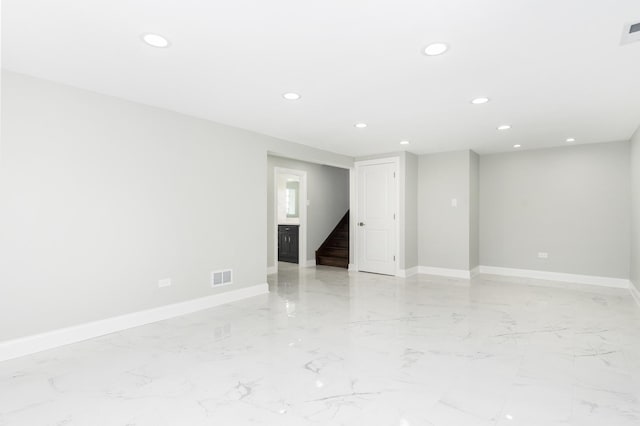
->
[[418, 150, 472, 270], [0, 72, 353, 341], [480, 141, 631, 278]]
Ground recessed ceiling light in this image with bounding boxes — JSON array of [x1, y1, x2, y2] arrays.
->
[[471, 97, 490, 105], [354, 122, 367, 129], [400, 140, 410, 145], [513, 144, 521, 148], [498, 125, 511, 130], [424, 43, 449, 56], [142, 33, 170, 48], [566, 137, 576, 142], [282, 92, 301, 101]]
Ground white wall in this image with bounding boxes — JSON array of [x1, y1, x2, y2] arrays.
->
[[418, 150, 474, 270], [631, 128, 640, 292], [480, 141, 631, 278], [267, 155, 349, 267], [0, 71, 353, 341]]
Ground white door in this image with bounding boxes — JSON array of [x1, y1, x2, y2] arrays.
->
[[356, 160, 397, 275]]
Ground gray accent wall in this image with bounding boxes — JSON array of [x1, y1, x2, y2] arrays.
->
[[480, 141, 631, 278], [404, 152, 419, 270], [418, 150, 476, 270], [0, 72, 353, 341], [267, 156, 350, 267], [469, 151, 480, 269], [631, 128, 640, 291]]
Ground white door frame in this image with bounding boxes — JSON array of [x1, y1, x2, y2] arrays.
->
[[353, 157, 400, 275], [273, 167, 308, 270]]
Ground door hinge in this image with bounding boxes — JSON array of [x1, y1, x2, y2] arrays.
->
[[393, 172, 396, 178], [393, 213, 396, 220], [393, 255, 396, 261]]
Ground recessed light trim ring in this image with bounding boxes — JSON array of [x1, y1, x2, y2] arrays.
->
[[142, 33, 170, 48], [424, 43, 449, 56], [282, 92, 301, 101], [471, 97, 490, 105]]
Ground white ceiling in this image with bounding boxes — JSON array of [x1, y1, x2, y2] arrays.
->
[[3, 0, 640, 156]]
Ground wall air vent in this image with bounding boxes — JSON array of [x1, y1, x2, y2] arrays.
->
[[211, 269, 232, 287], [621, 21, 640, 45]]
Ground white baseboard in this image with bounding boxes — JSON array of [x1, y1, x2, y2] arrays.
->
[[397, 267, 418, 278], [348, 264, 357, 272], [267, 266, 277, 275], [418, 266, 472, 279], [631, 281, 640, 307], [470, 266, 480, 278], [479, 266, 630, 289], [303, 259, 316, 267], [0, 283, 269, 362]]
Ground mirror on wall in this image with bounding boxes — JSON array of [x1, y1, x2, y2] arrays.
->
[[285, 181, 299, 218], [277, 173, 301, 225]]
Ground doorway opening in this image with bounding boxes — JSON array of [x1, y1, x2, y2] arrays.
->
[[273, 167, 307, 271]]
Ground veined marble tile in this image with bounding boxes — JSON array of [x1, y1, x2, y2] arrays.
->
[[1, 263, 639, 425]]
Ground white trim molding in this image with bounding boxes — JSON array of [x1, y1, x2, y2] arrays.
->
[[303, 259, 316, 268], [0, 283, 269, 362], [631, 282, 640, 307], [479, 266, 630, 289], [397, 267, 418, 278], [470, 266, 480, 278], [348, 263, 357, 272], [267, 266, 278, 275], [418, 266, 472, 279]]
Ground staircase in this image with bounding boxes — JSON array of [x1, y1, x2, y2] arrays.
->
[[315, 211, 349, 269]]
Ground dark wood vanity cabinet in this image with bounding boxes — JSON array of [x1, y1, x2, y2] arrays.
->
[[278, 224, 299, 263]]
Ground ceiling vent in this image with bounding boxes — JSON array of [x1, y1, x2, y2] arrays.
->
[[621, 21, 640, 45]]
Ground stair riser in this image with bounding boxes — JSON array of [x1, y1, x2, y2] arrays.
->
[[319, 248, 348, 258], [316, 256, 348, 268]]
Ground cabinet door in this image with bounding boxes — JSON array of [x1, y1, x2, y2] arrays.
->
[[290, 230, 299, 262], [278, 226, 299, 263], [278, 230, 288, 260]]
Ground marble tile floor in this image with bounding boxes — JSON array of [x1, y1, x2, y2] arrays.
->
[[1, 263, 639, 426]]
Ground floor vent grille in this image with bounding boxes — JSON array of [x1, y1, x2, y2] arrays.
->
[[211, 269, 232, 287]]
